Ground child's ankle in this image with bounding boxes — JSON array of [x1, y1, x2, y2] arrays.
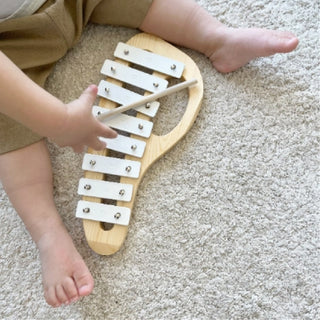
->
[[201, 25, 228, 59], [33, 219, 67, 249]]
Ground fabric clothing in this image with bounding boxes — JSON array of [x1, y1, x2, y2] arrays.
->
[[0, 0, 153, 154], [0, 0, 47, 21]]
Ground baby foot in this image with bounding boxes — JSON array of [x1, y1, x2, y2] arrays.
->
[[207, 27, 299, 73], [37, 226, 94, 307]]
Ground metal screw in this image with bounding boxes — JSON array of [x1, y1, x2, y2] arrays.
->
[[83, 207, 90, 213], [131, 144, 137, 150], [125, 166, 132, 172], [89, 160, 96, 166], [138, 123, 144, 130], [124, 49, 129, 55], [146, 103, 151, 109], [119, 189, 125, 196], [84, 184, 91, 190], [171, 64, 176, 70], [105, 87, 110, 93], [114, 212, 121, 219], [110, 66, 116, 72], [153, 82, 159, 88]]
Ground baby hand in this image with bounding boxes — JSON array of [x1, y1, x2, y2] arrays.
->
[[51, 85, 117, 152]]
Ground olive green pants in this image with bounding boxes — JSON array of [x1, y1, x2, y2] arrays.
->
[[0, 0, 153, 154]]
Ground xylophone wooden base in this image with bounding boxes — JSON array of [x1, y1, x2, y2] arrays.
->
[[81, 33, 203, 255]]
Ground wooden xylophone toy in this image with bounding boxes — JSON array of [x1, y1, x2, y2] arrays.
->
[[76, 33, 203, 255]]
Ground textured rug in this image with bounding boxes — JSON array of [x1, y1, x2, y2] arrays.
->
[[0, 0, 319, 319]]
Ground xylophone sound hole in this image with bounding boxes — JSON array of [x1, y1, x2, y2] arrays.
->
[[101, 222, 114, 231]]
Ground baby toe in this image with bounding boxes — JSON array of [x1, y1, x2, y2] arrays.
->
[[73, 266, 94, 297], [55, 284, 69, 305], [44, 286, 60, 307], [62, 277, 79, 303]]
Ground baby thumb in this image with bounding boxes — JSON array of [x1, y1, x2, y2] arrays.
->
[[80, 84, 98, 107]]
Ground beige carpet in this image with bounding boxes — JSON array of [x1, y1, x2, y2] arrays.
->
[[0, 0, 319, 319]]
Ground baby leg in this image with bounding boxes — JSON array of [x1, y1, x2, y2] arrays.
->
[[0, 141, 94, 307], [140, 0, 299, 73]]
